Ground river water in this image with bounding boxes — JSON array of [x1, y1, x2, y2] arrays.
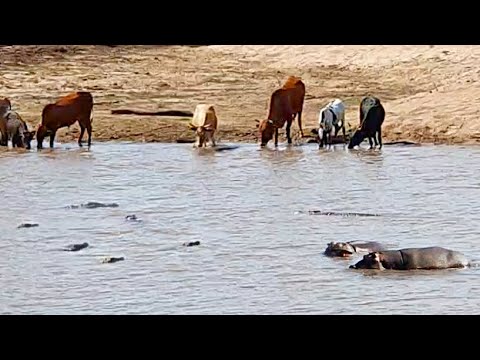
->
[[1, 142, 480, 314]]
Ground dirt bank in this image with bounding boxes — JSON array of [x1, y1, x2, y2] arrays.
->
[[1, 45, 480, 145]]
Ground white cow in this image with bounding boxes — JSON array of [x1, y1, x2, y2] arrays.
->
[[189, 104, 218, 148], [318, 98, 346, 148]]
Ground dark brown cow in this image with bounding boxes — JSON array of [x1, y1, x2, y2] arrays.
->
[[37, 92, 93, 149], [256, 76, 306, 147]]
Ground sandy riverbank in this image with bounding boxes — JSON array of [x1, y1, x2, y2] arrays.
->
[[1, 45, 480, 145]]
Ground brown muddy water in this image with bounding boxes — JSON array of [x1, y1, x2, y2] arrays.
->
[[1, 141, 480, 314]]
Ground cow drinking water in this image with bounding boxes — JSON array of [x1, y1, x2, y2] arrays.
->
[[256, 76, 305, 147], [36, 91, 94, 149], [348, 96, 385, 149], [188, 104, 218, 148], [317, 98, 346, 148], [6, 111, 35, 149]]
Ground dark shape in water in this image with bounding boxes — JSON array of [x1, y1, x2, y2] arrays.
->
[[101, 256, 125, 264], [183, 241, 201, 247], [67, 202, 119, 209], [306, 210, 381, 217], [125, 214, 142, 222], [213, 145, 240, 152], [63, 242, 89, 252], [17, 223, 39, 229]]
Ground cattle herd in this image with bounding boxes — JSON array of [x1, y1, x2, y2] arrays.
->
[[0, 75, 473, 271], [0, 75, 386, 151]]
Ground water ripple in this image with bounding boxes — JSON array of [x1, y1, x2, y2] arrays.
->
[[2, 142, 480, 314]]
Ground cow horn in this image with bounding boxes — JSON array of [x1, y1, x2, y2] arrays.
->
[[268, 120, 273, 124]]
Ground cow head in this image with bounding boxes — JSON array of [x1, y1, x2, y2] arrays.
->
[[349, 252, 384, 270], [23, 130, 36, 150], [0, 98, 11, 117], [348, 127, 366, 149], [256, 119, 275, 147], [189, 123, 212, 147]]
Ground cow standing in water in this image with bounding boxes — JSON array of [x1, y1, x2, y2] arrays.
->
[[36, 91, 94, 149], [189, 104, 218, 148], [0, 98, 35, 149], [256, 76, 305, 147], [348, 96, 385, 149], [6, 111, 36, 149], [317, 98, 347, 148]]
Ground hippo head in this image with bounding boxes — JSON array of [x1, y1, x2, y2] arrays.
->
[[348, 128, 366, 149], [256, 119, 274, 147], [324, 242, 356, 257], [350, 252, 384, 270]]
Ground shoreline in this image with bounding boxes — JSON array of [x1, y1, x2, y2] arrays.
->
[[2, 45, 480, 147]]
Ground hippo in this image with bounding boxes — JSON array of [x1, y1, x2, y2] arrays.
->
[[349, 247, 469, 270], [325, 241, 385, 258], [63, 242, 89, 252]]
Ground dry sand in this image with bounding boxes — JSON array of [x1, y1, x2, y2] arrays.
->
[[1, 45, 480, 145]]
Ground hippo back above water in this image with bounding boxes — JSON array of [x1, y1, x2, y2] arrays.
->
[[350, 246, 469, 270], [325, 241, 385, 258]]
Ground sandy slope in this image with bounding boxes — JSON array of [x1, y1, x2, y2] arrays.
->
[[1, 45, 479, 145]]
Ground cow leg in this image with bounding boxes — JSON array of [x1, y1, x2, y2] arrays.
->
[[210, 132, 216, 147], [286, 121, 292, 144], [342, 125, 347, 143], [86, 123, 92, 147], [78, 125, 86, 147], [368, 137, 374, 149], [274, 128, 279, 147], [297, 111, 304, 138], [49, 131, 56, 148], [377, 128, 383, 149]]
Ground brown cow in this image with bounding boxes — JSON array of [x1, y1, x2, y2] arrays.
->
[[36, 91, 93, 149], [188, 104, 218, 147], [256, 76, 305, 147]]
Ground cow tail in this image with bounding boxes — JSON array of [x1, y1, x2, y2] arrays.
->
[[90, 107, 94, 124]]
